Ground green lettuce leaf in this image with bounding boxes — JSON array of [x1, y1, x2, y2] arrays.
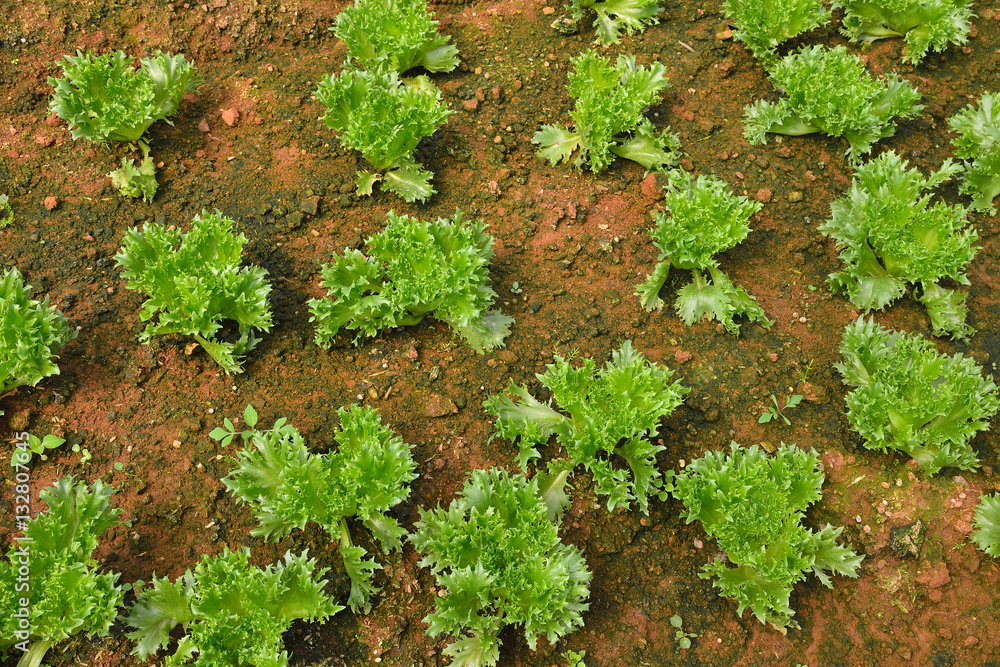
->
[[949, 92, 1000, 214], [723, 0, 831, 64], [818, 150, 976, 339], [410, 469, 591, 667], [309, 209, 512, 353], [832, 0, 973, 64], [114, 209, 273, 374], [835, 316, 999, 475], [484, 340, 689, 514], [670, 443, 862, 632]]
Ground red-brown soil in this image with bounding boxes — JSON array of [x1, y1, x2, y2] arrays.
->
[[2, 0, 1000, 665]]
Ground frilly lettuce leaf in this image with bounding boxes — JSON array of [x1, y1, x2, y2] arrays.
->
[[833, 0, 973, 64], [818, 150, 976, 339], [533, 50, 680, 173], [484, 340, 689, 514], [410, 469, 591, 667], [114, 209, 273, 374], [308, 209, 512, 353], [0, 478, 125, 667], [48, 50, 198, 144], [723, 0, 831, 64], [315, 68, 452, 202], [334, 0, 459, 75], [215, 405, 417, 613], [949, 92, 1000, 214], [742, 45, 923, 164], [569, 0, 661, 45], [636, 171, 771, 334], [835, 316, 999, 476], [126, 548, 342, 665], [670, 443, 862, 632], [0, 267, 76, 400]]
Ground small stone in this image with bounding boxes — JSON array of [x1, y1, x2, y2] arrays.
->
[[915, 560, 950, 589], [542, 5, 555, 13], [198, 119, 210, 133], [890, 519, 926, 559], [641, 173, 659, 199], [797, 381, 829, 405], [715, 28, 732, 40], [220, 107, 239, 126], [45, 113, 60, 126], [787, 191, 804, 202], [675, 350, 692, 364], [425, 394, 458, 417], [462, 99, 478, 111], [34, 135, 54, 147], [43, 196, 59, 211], [299, 195, 320, 216], [285, 211, 305, 229], [755, 188, 772, 203]]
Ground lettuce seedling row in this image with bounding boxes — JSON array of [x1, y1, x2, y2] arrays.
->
[[2, 0, 1000, 664]]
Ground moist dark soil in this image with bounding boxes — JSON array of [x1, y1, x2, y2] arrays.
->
[[2, 0, 1000, 665]]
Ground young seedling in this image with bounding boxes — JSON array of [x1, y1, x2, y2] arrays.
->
[[832, 0, 974, 65], [635, 170, 771, 335], [949, 92, 1000, 214], [563, 649, 587, 667], [0, 477, 126, 667], [669, 615, 697, 649], [759, 393, 803, 425], [309, 210, 513, 354], [836, 317, 999, 475], [0, 267, 77, 414], [0, 194, 12, 227], [48, 50, 198, 202], [9, 433, 66, 467], [126, 548, 342, 666], [410, 468, 591, 667], [212, 404, 417, 613], [115, 210, 274, 374], [669, 443, 863, 632], [723, 0, 830, 64], [819, 151, 976, 339], [533, 50, 681, 174], [744, 45, 923, 164]]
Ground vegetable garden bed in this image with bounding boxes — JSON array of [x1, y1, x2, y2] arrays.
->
[[2, 0, 1000, 665]]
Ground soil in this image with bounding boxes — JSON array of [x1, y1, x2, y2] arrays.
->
[[2, 0, 1000, 666]]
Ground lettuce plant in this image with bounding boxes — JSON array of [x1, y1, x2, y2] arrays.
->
[[211, 404, 417, 613], [309, 210, 513, 354], [0, 477, 126, 667], [48, 50, 197, 201], [0, 267, 76, 408], [533, 50, 681, 174], [316, 68, 452, 202], [723, 0, 831, 64], [972, 494, 1000, 557], [48, 50, 197, 143], [743, 45, 923, 164], [949, 92, 1000, 214], [636, 170, 771, 335], [115, 210, 273, 374], [832, 0, 973, 65], [835, 317, 999, 475], [126, 547, 342, 666], [410, 468, 591, 667], [484, 341, 688, 514], [669, 443, 863, 632], [568, 0, 661, 45], [108, 140, 157, 203], [818, 151, 976, 339], [333, 0, 459, 75]]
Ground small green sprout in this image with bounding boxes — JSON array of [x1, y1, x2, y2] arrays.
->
[[669, 615, 697, 649], [759, 393, 803, 425], [0, 194, 12, 228], [563, 649, 587, 667]]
